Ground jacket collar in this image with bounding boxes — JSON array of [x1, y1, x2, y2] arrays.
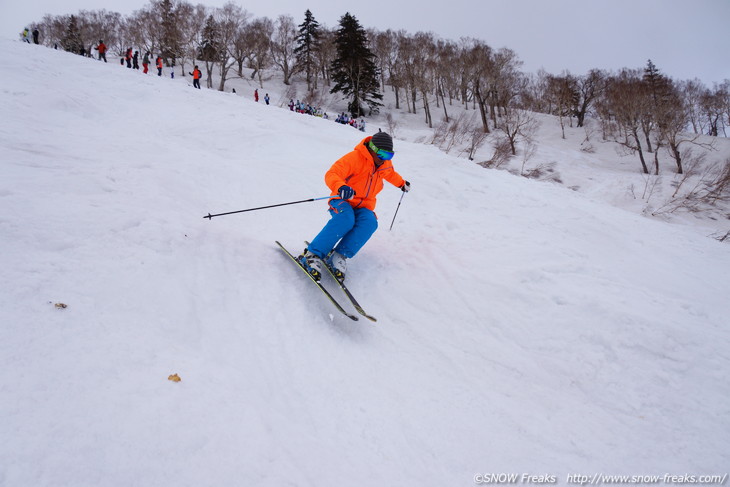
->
[[356, 136, 388, 168]]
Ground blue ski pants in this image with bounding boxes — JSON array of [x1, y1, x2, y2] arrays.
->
[[308, 199, 378, 259]]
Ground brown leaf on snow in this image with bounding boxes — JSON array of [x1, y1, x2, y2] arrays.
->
[[54, 303, 67, 309], [168, 374, 181, 383]]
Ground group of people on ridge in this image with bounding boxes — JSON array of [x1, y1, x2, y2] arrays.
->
[[117, 45, 165, 76], [89, 40, 165, 76], [21, 28, 40, 44]]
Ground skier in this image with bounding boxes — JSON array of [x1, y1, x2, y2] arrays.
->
[[254, 89, 259, 102], [133, 51, 139, 69], [189, 65, 202, 89], [125, 48, 133, 68], [142, 52, 150, 73], [156, 55, 163, 76], [32, 28, 39, 45], [94, 40, 107, 62], [298, 131, 410, 282], [264, 93, 270, 105]]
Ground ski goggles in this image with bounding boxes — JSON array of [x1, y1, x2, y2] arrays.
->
[[368, 141, 395, 160]]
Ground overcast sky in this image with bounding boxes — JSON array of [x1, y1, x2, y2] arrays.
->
[[1, 0, 728, 85]]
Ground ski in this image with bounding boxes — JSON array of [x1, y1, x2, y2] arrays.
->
[[326, 268, 378, 322], [275, 241, 359, 321], [305, 241, 377, 322]]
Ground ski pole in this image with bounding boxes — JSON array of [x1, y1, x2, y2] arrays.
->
[[204, 195, 334, 220], [389, 191, 406, 231]]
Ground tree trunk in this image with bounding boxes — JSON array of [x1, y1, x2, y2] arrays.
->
[[644, 131, 653, 153], [422, 91, 432, 128], [474, 84, 490, 134], [670, 141, 683, 174], [632, 129, 649, 174], [441, 89, 449, 123]]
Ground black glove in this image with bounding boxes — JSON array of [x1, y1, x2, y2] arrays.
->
[[338, 185, 355, 200], [400, 180, 411, 192]]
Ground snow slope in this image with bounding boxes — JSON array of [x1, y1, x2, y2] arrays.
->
[[1, 40, 729, 486]]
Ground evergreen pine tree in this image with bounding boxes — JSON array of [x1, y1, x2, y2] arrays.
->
[[643, 59, 672, 106], [330, 13, 382, 117], [158, 0, 182, 66], [199, 16, 223, 88], [199, 16, 222, 61], [61, 15, 83, 55], [294, 10, 321, 93]]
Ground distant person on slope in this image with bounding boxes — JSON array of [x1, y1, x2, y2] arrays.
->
[[142, 52, 150, 73], [189, 65, 202, 89], [298, 131, 410, 282], [32, 28, 39, 44], [156, 56, 163, 76], [94, 40, 107, 62]]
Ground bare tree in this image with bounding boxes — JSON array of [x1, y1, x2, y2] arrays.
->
[[75, 10, 124, 57], [719, 80, 730, 137], [150, 0, 183, 66], [396, 32, 420, 115], [521, 69, 551, 113], [433, 38, 459, 123], [546, 72, 579, 139], [385, 112, 399, 138], [36, 14, 69, 47], [462, 38, 493, 134], [701, 87, 725, 137], [653, 156, 730, 215], [604, 69, 651, 174], [214, 2, 249, 91], [385, 30, 410, 110], [175, 2, 206, 76], [314, 27, 336, 88], [371, 29, 396, 93], [497, 106, 540, 156], [677, 79, 708, 134], [413, 32, 438, 128], [126, 7, 158, 58], [270, 14, 299, 85], [575, 69, 605, 127], [488, 48, 523, 126], [481, 136, 513, 168], [244, 17, 273, 88]]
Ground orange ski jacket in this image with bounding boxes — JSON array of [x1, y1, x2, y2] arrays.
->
[[325, 136, 405, 212]]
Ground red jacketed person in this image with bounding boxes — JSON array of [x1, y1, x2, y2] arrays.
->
[[189, 66, 202, 89], [94, 40, 107, 62]]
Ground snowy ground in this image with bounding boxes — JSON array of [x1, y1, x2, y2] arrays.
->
[[1, 39, 729, 487]]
